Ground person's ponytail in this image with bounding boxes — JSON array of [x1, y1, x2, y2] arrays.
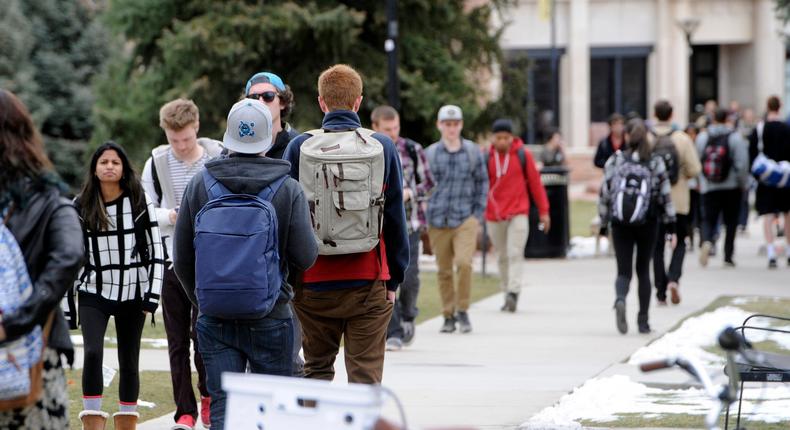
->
[[625, 118, 652, 161]]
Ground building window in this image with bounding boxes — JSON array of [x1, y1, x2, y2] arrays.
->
[[589, 47, 650, 122], [504, 49, 564, 144]]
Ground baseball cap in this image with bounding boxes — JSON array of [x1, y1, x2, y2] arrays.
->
[[222, 99, 273, 155], [438, 105, 463, 122], [245, 72, 286, 95]]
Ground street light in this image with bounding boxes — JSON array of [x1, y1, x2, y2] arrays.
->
[[676, 17, 700, 56], [385, 0, 400, 110]]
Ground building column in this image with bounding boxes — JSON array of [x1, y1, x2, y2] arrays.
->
[[566, 0, 589, 150], [753, 0, 786, 114]]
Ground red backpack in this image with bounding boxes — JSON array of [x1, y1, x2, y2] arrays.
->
[[701, 133, 732, 183]]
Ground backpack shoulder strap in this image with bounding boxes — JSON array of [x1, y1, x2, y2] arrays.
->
[[258, 176, 288, 202], [462, 140, 482, 169], [404, 139, 422, 184], [202, 169, 230, 200], [150, 158, 163, 205], [517, 146, 527, 178], [756, 121, 765, 153]]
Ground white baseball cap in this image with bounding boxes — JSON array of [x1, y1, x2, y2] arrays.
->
[[222, 99, 274, 155], [437, 105, 463, 122]]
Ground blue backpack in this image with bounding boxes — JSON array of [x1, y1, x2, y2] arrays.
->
[[194, 171, 287, 319]]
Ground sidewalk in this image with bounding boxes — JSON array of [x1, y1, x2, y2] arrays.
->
[[132, 223, 788, 429]]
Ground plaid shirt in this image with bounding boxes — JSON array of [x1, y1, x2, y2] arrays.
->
[[396, 137, 435, 232], [425, 139, 489, 229], [598, 150, 676, 226]]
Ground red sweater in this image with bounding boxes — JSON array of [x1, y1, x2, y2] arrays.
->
[[485, 138, 550, 222]]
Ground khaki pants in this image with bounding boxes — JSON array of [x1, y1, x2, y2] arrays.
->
[[294, 281, 392, 384], [487, 215, 529, 294], [428, 217, 478, 318]]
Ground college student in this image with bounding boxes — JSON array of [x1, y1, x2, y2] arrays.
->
[[651, 100, 701, 305], [141, 99, 220, 429], [284, 65, 409, 383], [0, 89, 84, 429], [371, 105, 435, 351], [484, 119, 549, 312], [426, 105, 489, 334], [599, 119, 676, 335], [749, 96, 790, 268], [70, 142, 165, 430]]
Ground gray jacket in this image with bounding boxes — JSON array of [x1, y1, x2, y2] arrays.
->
[[172, 155, 318, 319], [696, 124, 750, 193]]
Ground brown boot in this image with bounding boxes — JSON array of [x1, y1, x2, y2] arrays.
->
[[79, 410, 108, 430], [112, 411, 139, 430]]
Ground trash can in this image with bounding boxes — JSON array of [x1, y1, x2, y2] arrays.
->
[[525, 166, 570, 258]]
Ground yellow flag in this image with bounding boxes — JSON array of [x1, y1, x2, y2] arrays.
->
[[539, 0, 552, 22]]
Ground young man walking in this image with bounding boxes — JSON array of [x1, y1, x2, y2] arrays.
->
[[371, 105, 435, 351], [283, 65, 409, 384], [651, 100, 701, 305], [173, 99, 317, 430], [243, 71, 305, 375], [426, 105, 489, 334], [485, 119, 549, 312], [141, 98, 222, 429], [696, 108, 750, 267], [749, 96, 790, 268]]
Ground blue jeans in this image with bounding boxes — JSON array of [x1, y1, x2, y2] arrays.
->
[[196, 314, 293, 430]]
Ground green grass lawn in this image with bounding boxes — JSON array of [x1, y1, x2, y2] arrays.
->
[[570, 199, 598, 238], [414, 272, 501, 323], [66, 368, 183, 429]]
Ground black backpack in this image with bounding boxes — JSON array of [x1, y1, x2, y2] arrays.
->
[[610, 155, 653, 225], [701, 133, 732, 183], [653, 131, 680, 185]]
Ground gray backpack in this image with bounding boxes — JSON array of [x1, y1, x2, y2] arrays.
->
[[610, 155, 652, 225], [299, 128, 386, 255]]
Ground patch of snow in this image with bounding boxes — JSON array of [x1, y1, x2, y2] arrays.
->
[[522, 375, 790, 428], [628, 307, 753, 366], [137, 399, 156, 408], [567, 236, 608, 259], [140, 338, 169, 348], [70, 335, 83, 346]]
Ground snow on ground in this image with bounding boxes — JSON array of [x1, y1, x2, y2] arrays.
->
[[567, 236, 609, 259], [522, 375, 790, 429], [523, 304, 790, 429]]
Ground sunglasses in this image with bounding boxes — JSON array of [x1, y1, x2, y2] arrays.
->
[[246, 91, 278, 103]]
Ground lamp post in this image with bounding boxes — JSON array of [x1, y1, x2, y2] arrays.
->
[[385, 0, 400, 110], [677, 17, 700, 120]]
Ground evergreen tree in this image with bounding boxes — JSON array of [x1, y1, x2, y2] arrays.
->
[[95, 0, 514, 162], [0, 0, 109, 190]]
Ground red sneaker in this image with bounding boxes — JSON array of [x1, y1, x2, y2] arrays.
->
[[200, 396, 211, 428], [172, 414, 195, 430]]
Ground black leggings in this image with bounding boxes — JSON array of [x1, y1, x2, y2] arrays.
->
[[80, 303, 146, 403], [612, 221, 658, 321]]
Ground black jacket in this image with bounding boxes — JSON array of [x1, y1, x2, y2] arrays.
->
[[594, 134, 623, 169], [3, 182, 84, 363], [266, 124, 299, 160], [173, 155, 318, 319]]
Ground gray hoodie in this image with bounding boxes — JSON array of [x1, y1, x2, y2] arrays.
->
[[696, 124, 750, 193], [173, 154, 318, 319]]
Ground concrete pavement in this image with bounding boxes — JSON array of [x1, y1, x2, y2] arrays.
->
[[126, 222, 788, 429]]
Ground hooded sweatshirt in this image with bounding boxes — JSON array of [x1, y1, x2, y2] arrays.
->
[[485, 138, 549, 222], [172, 155, 318, 320]]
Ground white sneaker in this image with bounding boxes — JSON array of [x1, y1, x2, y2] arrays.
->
[[386, 337, 403, 351]]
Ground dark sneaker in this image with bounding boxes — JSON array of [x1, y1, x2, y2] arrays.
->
[[638, 322, 651, 334], [456, 311, 472, 334], [724, 259, 736, 268], [614, 299, 627, 334], [385, 337, 403, 351], [401, 321, 415, 346], [769, 258, 778, 269], [440, 317, 456, 333], [503, 292, 518, 313], [656, 299, 668, 307]]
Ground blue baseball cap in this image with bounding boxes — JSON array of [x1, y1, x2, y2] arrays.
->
[[245, 72, 286, 95]]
